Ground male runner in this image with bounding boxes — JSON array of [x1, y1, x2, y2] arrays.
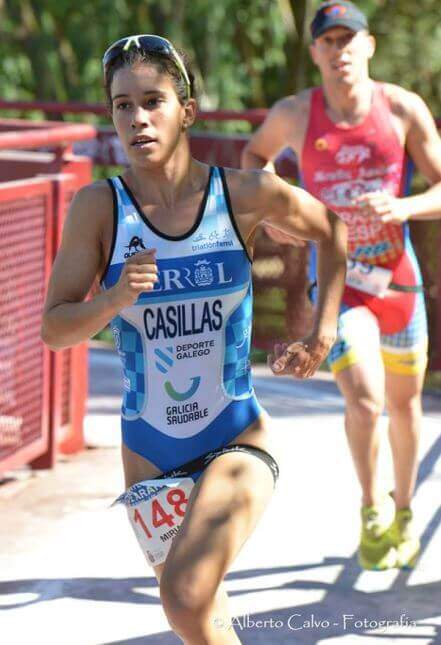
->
[[242, 1, 441, 569]]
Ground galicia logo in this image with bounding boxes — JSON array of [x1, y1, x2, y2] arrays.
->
[[165, 377, 201, 401], [124, 236, 146, 258], [325, 5, 347, 16]]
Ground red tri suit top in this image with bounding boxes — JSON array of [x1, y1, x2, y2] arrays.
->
[[301, 82, 423, 334], [302, 82, 409, 266]]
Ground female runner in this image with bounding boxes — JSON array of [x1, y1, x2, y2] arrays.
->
[[41, 34, 346, 644]]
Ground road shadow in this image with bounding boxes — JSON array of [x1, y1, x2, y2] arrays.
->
[[3, 350, 435, 642]]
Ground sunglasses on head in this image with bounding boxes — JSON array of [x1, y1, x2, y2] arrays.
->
[[102, 34, 191, 100]]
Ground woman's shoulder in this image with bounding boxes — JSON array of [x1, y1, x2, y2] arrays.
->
[[73, 178, 114, 205], [70, 179, 114, 221], [219, 167, 282, 216]]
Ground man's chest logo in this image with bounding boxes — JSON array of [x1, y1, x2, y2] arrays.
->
[[336, 145, 372, 165]]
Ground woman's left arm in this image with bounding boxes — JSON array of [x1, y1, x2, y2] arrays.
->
[[246, 172, 347, 378]]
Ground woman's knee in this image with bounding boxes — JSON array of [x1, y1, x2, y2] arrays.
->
[[160, 565, 214, 636]]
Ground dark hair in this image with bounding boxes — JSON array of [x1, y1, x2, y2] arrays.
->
[[104, 48, 196, 110]]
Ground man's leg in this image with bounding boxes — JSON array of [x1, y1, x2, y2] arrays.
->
[[381, 293, 428, 510], [385, 370, 424, 509], [329, 306, 397, 569], [383, 370, 424, 568], [336, 358, 385, 507], [379, 287, 428, 568], [330, 306, 385, 506]]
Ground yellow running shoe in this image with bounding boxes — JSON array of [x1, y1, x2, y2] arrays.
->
[[358, 499, 396, 571], [388, 508, 420, 569]]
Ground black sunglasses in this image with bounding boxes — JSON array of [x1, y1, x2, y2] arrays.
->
[[102, 34, 191, 100]]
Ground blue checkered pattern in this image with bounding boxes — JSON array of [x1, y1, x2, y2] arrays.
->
[[223, 285, 253, 397], [381, 292, 427, 350], [327, 303, 352, 364], [112, 316, 146, 417]]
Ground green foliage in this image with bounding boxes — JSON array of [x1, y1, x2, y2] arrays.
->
[[366, 0, 441, 113], [1, 1, 439, 114], [0, 0, 311, 113]]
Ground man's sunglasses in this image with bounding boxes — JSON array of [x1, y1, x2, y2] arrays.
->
[[102, 34, 191, 100]]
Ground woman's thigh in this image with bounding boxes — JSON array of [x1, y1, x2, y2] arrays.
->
[[160, 449, 275, 599], [122, 443, 162, 488]]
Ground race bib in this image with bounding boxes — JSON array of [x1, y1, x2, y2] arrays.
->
[[345, 259, 392, 298], [112, 478, 194, 566]]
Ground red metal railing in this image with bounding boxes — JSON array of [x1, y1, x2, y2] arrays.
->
[[0, 122, 96, 150], [0, 178, 53, 471], [0, 99, 268, 124], [0, 120, 95, 472]]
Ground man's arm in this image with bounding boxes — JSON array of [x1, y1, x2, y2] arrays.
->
[[242, 94, 310, 245], [355, 89, 441, 222], [241, 96, 299, 173], [403, 92, 441, 220]]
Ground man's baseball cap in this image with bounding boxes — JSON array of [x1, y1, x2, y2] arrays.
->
[[310, 1, 368, 40]]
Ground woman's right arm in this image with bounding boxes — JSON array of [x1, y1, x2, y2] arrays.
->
[[41, 182, 158, 351]]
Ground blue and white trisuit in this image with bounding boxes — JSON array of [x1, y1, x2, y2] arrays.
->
[[101, 166, 278, 482]]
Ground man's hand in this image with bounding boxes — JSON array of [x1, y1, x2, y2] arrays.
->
[[354, 192, 410, 224], [268, 334, 335, 379]]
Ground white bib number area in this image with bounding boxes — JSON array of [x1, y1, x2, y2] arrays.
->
[[346, 259, 392, 298], [112, 478, 194, 566]]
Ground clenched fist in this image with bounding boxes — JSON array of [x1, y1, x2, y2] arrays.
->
[[109, 249, 158, 309]]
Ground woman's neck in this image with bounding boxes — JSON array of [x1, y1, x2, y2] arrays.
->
[[125, 143, 205, 208]]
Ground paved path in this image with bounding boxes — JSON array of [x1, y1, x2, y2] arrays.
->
[[1, 348, 440, 644]]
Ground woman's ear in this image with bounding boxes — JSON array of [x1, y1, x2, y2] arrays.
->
[[182, 98, 197, 129]]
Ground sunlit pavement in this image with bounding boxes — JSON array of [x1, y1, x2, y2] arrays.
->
[[1, 347, 440, 644]]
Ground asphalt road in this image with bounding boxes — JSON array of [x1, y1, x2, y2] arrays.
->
[[0, 347, 440, 644]]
